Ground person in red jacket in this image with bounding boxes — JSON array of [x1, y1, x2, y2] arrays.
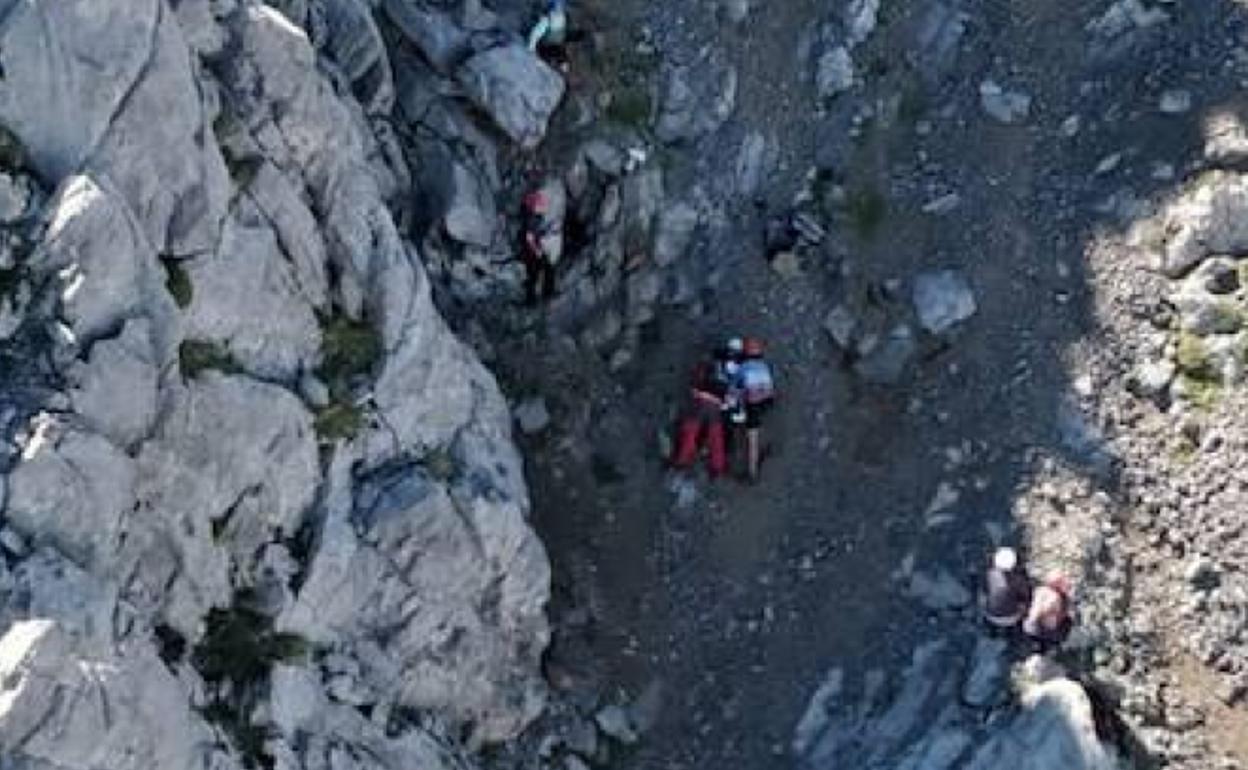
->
[[521, 189, 559, 304], [1023, 575, 1074, 652], [671, 357, 731, 477]]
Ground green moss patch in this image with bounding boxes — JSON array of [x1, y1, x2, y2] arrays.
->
[[843, 184, 887, 239], [161, 257, 193, 309], [179, 340, 241, 379], [314, 402, 364, 441]]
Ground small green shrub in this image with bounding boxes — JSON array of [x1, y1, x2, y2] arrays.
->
[[1175, 332, 1216, 382], [606, 87, 652, 128], [0, 124, 25, 172], [193, 606, 307, 684], [200, 701, 271, 769], [314, 402, 363, 441], [844, 185, 887, 239], [422, 446, 457, 481], [162, 257, 193, 309], [192, 604, 309, 770], [179, 340, 241, 379], [1207, 300, 1245, 334], [318, 314, 382, 398], [0, 267, 20, 299], [1177, 373, 1222, 411], [898, 82, 929, 125]]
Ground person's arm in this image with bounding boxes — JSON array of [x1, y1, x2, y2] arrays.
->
[[525, 230, 544, 258], [527, 16, 549, 50]]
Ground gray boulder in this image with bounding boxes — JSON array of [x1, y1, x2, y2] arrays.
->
[[0, 0, 154, 181], [845, 0, 881, 47], [0, 0, 230, 255], [134, 373, 320, 634], [913, 269, 977, 335], [854, 324, 917, 385], [653, 202, 700, 267], [267, 663, 474, 770], [964, 679, 1120, 769], [29, 175, 179, 358], [67, 318, 161, 449], [444, 161, 501, 248], [247, 162, 331, 310], [816, 47, 855, 101], [0, 172, 33, 224], [455, 44, 565, 149], [322, 0, 395, 113], [1154, 172, 1248, 277], [656, 62, 738, 143], [4, 421, 136, 570], [979, 80, 1031, 125], [794, 641, 1120, 770], [962, 637, 1009, 708], [515, 397, 552, 435], [384, 0, 472, 75], [905, 568, 972, 611], [281, 450, 551, 745], [0, 620, 232, 770], [183, 200, 323, 383]]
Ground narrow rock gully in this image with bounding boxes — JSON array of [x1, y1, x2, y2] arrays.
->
[[477, 0, 1248, 768]]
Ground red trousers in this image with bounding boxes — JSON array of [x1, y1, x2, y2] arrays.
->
[[672, 403, 726, 476]]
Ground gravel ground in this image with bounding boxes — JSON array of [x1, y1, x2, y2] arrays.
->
[[479, 0, 1248, 767]]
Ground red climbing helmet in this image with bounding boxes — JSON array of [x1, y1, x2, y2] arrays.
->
[[524, 190, 548, 214], [743, 337, 764, 357]]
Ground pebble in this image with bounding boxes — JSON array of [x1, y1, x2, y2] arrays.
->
[[514, 397, 551, 435], [595, 705, 639, 744], [1159, 89, 1193, 114]]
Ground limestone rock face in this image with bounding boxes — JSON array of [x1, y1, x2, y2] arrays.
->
[[0, 1, 552, 768], [0, 0, 230, 255], [0, 619, 236, 770], [792, 640, 1121, 770]]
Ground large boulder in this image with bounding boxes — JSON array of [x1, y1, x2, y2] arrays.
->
[[913, 269, 978, 335], [0, 0, 230, 255], [793, 640, 1121, 770], [454, 44, 565, 149], [0, 0, 155, 181], [28, 175, 179, 358], [133, 373, 319, 634], [4, 421, 136, 570], [964, 679, 1120, 769], [0, 620, 234, 770], [67, 317, 162, 449], [384, 0, 472, 75], [281, 448, 550, 746], [321, 0, 396, 113], [1151, 171, 1248, 277], [656, 61, 738, 143], [182, 199, 323, 383]]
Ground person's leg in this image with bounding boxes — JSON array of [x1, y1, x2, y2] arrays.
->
[[524, 263, 539, 305], [744, 403, 765, 481], [673, 413, 702, 468], [707, 419, 727, 477], [746, 427, 761, 481], [540, 259, 557, 300]]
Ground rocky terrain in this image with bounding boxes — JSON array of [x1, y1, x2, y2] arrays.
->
[[2, 0, 1248, 770]]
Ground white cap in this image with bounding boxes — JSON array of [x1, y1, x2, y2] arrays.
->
[[727, 337, 744, 353], [993, 547, 1018, 572]]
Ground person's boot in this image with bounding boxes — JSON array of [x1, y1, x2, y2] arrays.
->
[[746, 429, 762, 483]]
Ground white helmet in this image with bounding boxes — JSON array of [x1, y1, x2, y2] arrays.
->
[[993, 547, 1018, 572], [727, 337, 744, 354]]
